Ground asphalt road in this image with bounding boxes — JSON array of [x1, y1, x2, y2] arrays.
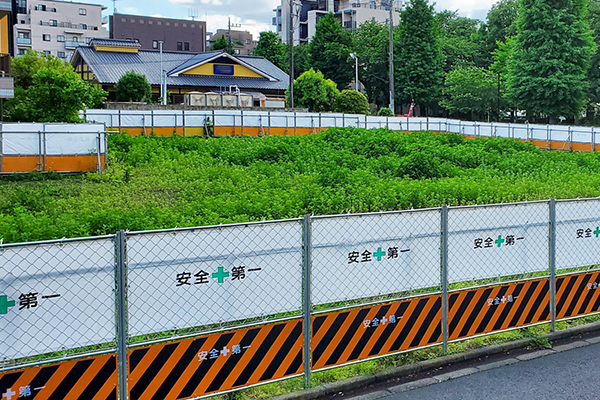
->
[[350, 341, 600, 400]]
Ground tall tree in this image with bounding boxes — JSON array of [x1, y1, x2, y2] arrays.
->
[[309, 13, 354, 90], [436, 11, 481, 72], [353, 20, 389, 107], [507, 0, 595, 120], [485, 0, 519, 56], [292, 43, 311, 79], [253, 31, 287, 71], [211, 35, 234, 55], [288, 69, 339, 112], [587, 0, 600, 114], [395, 0, 444, 113], [441, 67, 497, 120]]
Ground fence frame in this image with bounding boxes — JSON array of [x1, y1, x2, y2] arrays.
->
[[4, 198, 600, 399]]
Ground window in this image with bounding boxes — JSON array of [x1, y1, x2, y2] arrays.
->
[[43, 50, 51, 55], [42, 34, 51, 41], [81, 23, 87, 30], [121, 18, 126, 22], [72, 36, 78, 42], [18, 48, 26, 55], [85, 37, 92, 44], [157, 21, 162, 25], [152, 40, 158, 49], [183, 23, 187, 27], [79, 8, 86, 15], [57, 35, 65, 42], [39, 4, 46, 11], [191, 24, 195, 28], [148, 20, 153, 25], [177, 41, 182, 51], [139, 19, 144, 24], [18, 32, 30, 39], [246, 39, 250, 44], [50, 19, 57, 26], [234, 49, 240, 54], [184, 42, 189, 51], [20, 20, 25, 24], [130, 19, 135, 23], [57, 51, 65, 58]]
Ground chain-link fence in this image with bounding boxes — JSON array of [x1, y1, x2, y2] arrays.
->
[[4, 198, 600, 398], [125, 219, 304, 343], [0, 236, 117, 367]]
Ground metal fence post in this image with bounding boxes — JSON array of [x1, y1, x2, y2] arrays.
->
[[302, 215, 312, 389], [549, 199, 556, 332], [116, 230, 128, 400], [441, 206, 449, 353]]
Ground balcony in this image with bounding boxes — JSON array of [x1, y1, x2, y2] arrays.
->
[[65, 41, 81, 49], [16, 37, 31, 45]]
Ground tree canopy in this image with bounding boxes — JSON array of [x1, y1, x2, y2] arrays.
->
[[115, 71, 152, 103], [395, 0, 444, 112], [507, 0, 595, 119], [288, 69, 339, 112], [254, 31, 287, 72], [211, 35, 234, 55], [309, 13, 354, 90]]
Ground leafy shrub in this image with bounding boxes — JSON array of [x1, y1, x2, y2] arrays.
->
[[336, 90, 370, 115], [377, 107, 394, 116], [115, 71, 152, 103]]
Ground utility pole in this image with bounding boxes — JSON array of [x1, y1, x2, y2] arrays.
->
[[228, 17, 232, 49], [288, 0, 295, 108], [159, 41, 166, 105], [388, 0, 395, 114]]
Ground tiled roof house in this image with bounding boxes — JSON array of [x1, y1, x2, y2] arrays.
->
[[71, 38, 289, 105]]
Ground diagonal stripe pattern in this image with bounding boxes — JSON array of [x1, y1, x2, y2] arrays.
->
[[311, 295, 442, 370], [127, 320, 303, 400], [556, 272, 600, 319], [448, 279, 550, 340], [0, 354, 117, 400]]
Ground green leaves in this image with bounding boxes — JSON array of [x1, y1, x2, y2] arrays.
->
[[253, 32, 288, 72], [288, 69, 339, 112], [508, 0, 596, 118], [115, 71, 152, 103]]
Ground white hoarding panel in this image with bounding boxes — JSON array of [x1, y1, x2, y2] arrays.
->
[[311, 210, 441, 305], [556, 200, 600, 270], [2, 133, 40, 155], [127, 221, 303, 337], [448, 203, 549, 283], [45, 133, 103, 155], [0, 239, 116, 360]]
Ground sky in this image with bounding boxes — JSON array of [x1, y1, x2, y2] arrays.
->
[[84, 0, 497, 40]]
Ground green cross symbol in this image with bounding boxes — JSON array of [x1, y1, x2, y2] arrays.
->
[[495, 235, 505, 248], [374, 247, 386, 261], [0, 295, 15, 315], [594, 227, 600, 238], [212, 267, 230, 283]]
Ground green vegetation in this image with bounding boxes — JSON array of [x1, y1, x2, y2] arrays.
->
[[336, 89, 370, 115], [5, 50, 106, 122], [115, 70, 153, 103], [287, 69, 339, 112], [253, 31, 288, 72], [4, 129, 600, 243]]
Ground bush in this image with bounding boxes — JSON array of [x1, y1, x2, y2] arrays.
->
[[115, 71, 152, 103], [336, 90, 370, 115], [287, 69, 339, 112], [378, 107, 394, 116]]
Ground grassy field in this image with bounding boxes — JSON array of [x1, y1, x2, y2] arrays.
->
[[3, 128, 600, 243], [3, 129, 600, 398]]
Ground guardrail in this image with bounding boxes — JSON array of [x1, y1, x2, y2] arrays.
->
[[2, 197, 600, 399], [82, 109, 600, 152]]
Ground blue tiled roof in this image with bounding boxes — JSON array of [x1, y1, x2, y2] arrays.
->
[[73, 47, 289, 91]]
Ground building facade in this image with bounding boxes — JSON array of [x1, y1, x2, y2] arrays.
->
[[72, 39, 288, 106], [274, 0, 402, 45], [13, 0, 107, 59], [0, 0, 11, 72], [109, 13, 206, 53], [208, 29, 256, 55]]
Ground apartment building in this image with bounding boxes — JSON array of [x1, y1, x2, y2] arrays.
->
[[274, 0, 402, 45], [13, 0, 108, 59], [0, 0, 10, 72], [208, 29, 256, 55], [109, 13, 206, 53]]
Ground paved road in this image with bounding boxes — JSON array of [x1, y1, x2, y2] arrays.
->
[[349, 340, 600, 400]]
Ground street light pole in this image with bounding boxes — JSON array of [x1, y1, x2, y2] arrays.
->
[[159, 40, 166, 105], [350, 53, 358, 91]]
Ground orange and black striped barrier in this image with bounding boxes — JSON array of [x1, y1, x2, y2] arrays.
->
[[311, 295, 442, 370], [0, 354, 117, 400], [449, 279, 550, 340], [557, 271, 600, 320], [127, 319, 303, 400]]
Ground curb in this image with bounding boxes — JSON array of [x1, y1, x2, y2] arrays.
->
[[271, 321, 600, 400]]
